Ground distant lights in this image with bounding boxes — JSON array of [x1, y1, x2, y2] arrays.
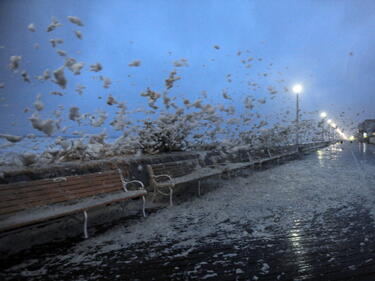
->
[[323, 116, 349, 140]]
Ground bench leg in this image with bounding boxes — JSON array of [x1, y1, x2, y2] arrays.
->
[[152, 185, 157, 202], [142, 196, 146, 217], [198, 180, 201, 197], [83, 210, 89, 239], [169, 187, 173, 207]]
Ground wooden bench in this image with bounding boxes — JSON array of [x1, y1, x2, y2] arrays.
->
[[0, 169, 146, 238], [146, 149, 301, 206], [147, 159, 223, 206]]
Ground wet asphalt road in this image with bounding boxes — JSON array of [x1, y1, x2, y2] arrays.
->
[[346, 141, 375, 166], [2, 141, 375, 281]]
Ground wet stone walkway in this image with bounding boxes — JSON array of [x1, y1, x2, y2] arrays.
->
[[2, 142, 375, 280], [29, 204, 375, 281]]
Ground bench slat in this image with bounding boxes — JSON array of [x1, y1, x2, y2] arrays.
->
[[0, 175, 120, 196], [0, 190, 146, 233], [0, 183, 123, 215], [0, 195, 69, 216], [150, 160, 199, 179], [0, 182, 122, 210], [0, 171, 118, 192], [0, 176, 122, 200]]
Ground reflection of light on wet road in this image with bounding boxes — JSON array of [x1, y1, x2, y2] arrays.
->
[[330, 144, 343, 152], [317, 149, 325, 167], [288, 219, 312, 274], [319, 143, 342, 161]]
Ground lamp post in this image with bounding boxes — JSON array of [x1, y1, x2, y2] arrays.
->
[[331, 122, 337, 141], [292, 84, 303, 151], [327, 119, 332, 141], [320, 112, 327, 141]]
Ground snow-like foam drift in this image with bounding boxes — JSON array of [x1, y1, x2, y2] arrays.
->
[[20, 144, 372, 269]]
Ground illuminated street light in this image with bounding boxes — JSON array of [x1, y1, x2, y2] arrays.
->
[[292, 84, 303, 150], [292, 84, 303, 94], [328, 121, 337, 141], [326, 120, 333, 140], [319, 112, 327, 141]]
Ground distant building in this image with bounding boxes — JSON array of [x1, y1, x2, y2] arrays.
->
[[358, 119, 375, 143]]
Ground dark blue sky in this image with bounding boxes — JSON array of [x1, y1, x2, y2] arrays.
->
[[0, 0, 374, 136]]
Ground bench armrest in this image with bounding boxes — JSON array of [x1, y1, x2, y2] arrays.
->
[[153, 174, 173, 183], [123, 180, 145, 192]]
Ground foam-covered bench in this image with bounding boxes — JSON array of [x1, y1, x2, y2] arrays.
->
[[147, 159, 223, 206]]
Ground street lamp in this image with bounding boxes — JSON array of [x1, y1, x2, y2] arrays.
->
[[326, 119, 332, 141], [330, 122, 337, 141], [319, 112, 327, 141], [292, 84, 302, 150]]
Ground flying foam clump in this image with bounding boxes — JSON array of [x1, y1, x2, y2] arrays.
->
[[36, 69, 51, 81], [29, 113, 55, 136], [129, 60, 141, 67], [34, 94, 44, 111], [75, 84, 86, 95], [9, 56, 21, 70], [68, 16, 84, 26], [47, 17, 62, 32], [21, 71, 31, 83], [0, 134, 23, 143], [64, 57, 84, 75], [100, 76, 112, 88], [74, 30, 83, 39], [53, 66, 67, 89], [50, 38, 64, 48], [69, 107, 81, 123], [27, 23, 36, 32], [90, 63, 102, 72]]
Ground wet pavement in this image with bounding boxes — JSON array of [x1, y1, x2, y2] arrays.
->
[[2, 141, 375, 281]]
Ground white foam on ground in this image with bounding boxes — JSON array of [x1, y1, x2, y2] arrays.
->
[[3, 144, 375, 279], [30, 144, 374, 267]]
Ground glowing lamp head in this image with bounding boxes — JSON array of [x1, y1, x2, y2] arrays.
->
[[292, 84, 303, 94], [320, 112, 327, 118], [327, 119, 332, 124], [331, 123, 337, 128]]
